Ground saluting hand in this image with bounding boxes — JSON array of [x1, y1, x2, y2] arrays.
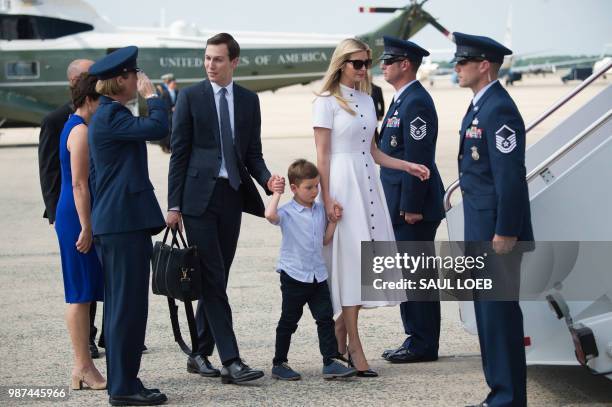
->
[[76, 227, 93, 253], [137, 72, 157, 99], [403, 162, 430, 181]]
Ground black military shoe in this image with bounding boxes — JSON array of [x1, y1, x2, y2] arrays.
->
[[109, 389, 167, 406], [381, 346, 404, 359], [220, 360, 264, 384], [187, 355, 220, 377], [136, 379, 160, 395], [386, 348, 438, 364]]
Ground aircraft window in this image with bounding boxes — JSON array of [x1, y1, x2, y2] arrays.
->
[[0, 15, 93, 40], [6, 61, 40, 79]]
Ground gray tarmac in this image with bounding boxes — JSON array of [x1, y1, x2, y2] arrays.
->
[[1, 75, 611, 406]]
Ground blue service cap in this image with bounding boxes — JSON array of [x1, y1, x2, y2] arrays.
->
[[90, 46, 139, 80], [452, 32, 512, 64], [379, 35, 430, 62]]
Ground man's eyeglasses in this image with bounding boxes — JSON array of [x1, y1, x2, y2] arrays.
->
[[382, 57, 407, 66], [346, 59, 373, 70]]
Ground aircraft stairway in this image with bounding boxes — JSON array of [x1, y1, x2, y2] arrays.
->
[[444, 60, 612, 379]]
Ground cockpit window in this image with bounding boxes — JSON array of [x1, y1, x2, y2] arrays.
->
[[0, 15, 93, 40], [6, 61, 39, 79]]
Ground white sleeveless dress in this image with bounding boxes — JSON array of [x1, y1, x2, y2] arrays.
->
[[313, 84, 403, 315]]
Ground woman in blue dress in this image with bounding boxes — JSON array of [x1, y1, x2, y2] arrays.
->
[[54, 73, 106, 390]]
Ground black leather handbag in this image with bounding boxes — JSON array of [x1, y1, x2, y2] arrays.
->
[[152, 227, 202, 301], [151, 227, 202, 356]]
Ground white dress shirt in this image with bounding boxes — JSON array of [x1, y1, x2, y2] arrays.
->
[[167, 87, 176, 105], [472, 79, 498, 106], [210, 81, 235, 179], [393, 79, 418, 104]]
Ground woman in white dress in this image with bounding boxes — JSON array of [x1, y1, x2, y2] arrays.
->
[[313, 38, 430, 376]]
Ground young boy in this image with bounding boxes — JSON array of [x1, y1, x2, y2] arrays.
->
[[265, 159, 356, 380]]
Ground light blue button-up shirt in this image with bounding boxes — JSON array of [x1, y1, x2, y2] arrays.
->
[[273, 199, 328, 283]]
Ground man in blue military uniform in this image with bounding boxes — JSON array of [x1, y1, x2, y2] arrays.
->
[[453, 32, 533, 407], [377, 36, 445, 364], [89, 46, 169, 406]]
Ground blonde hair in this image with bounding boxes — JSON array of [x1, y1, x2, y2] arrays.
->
[[95, 77, 125, 97], [316, 38, 372, 115]]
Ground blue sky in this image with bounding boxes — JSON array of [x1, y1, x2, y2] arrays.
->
[[91, 0, 611, 56]]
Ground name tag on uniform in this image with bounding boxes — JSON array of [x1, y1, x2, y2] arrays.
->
[[387, 117, 401, 128]]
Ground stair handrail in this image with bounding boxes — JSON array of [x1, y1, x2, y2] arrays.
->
[[526, 108, 611, 182], [444, 59, 612, 212]]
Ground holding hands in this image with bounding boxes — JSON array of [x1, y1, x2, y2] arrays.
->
[[267, 174, 286, 194], [324, 199, 343, 223]]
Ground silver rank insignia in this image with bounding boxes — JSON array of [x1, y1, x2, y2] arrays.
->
[[471, 146, 480, 160], [495, 124, 517, 153], [394, 110, 399, 116], [390, 135, 398, 147], [410, 117, 427, 140]]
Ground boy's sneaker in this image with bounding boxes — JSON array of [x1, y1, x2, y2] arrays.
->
[[322, 360, 357, 380], [271, 363, 301, 381]]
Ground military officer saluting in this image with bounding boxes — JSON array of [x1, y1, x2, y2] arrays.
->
[[88, 46, 169, 406], [453, 32, 533, 407], [377, 36, 445, 364]]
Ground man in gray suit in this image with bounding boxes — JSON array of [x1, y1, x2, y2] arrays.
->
[[167, 33, 284, 384]]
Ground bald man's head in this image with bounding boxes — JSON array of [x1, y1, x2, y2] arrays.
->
[[66, 59, 94, 87]]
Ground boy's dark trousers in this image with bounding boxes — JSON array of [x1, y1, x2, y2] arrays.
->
[[273, 271, 339, 366]]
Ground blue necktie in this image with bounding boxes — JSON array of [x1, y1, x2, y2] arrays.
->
[[219, 88, 240, 190]]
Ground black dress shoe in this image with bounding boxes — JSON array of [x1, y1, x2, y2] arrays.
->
[[348, 354, 379, 378], [356, 369, 379, 377], [136, 379, 160, 395], [187, 355, 220, 377], [385, 348, 438, 364], [381, 346, 404, 359], [109, 389, 167, 406], [89, 341, 100, 359], [220, 360, 264, 384]]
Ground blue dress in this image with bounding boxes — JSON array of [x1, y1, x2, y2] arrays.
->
[[55, 114, 104, 303]]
